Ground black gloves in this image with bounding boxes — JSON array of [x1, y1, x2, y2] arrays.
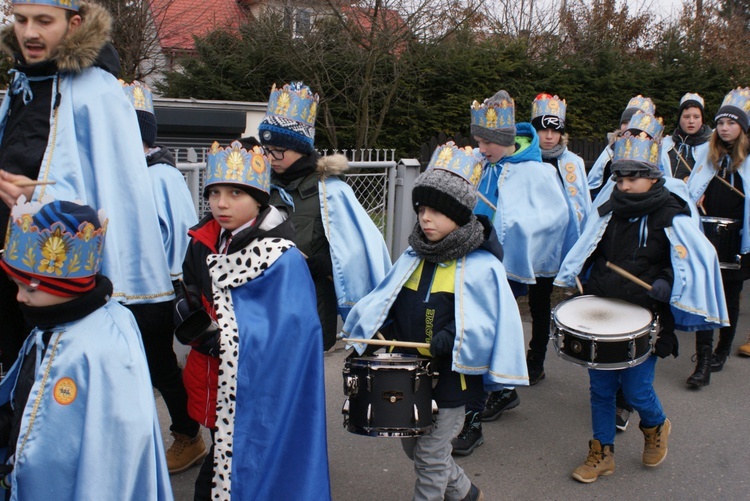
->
[[174, 281, 202, 326], [654, 329, 679, 358], [174, 308, 221, 358], [648, 278, 671, 303], [430, 329, 455, 357]]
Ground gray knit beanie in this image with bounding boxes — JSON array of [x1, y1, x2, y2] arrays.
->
[[470, 90, 516, 146], [412, 169, 477, 226], [610, 159, 663, 180]]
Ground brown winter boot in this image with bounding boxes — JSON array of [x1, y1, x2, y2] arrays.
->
[[166, 431, 208, 474], [738, 334, 750, 357], [640, 418, 671, 467], [571, 439, 615, 483]]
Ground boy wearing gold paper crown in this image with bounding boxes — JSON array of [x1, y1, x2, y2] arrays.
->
[[258, 82, 391, 351], [522, 92, 591, 382], [588, 96, 656, 200], [589, 110, 701, 430], [342, 142, 526, 501], [0, 199, 173, 500], [555, 129, 728, 483], [531, 93, 591, 235], [0, 0, 174, 378], [120, 79, 206, 473], [453, 89, 566, 456], [174, 141, 331, 500]]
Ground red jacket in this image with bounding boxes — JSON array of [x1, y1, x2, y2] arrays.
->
[[181, 215, 221, 428]]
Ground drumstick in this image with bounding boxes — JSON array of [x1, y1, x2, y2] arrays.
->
[[341, 337, 431, 350], [605, 261, 652, 291], [676, 149, 745, 199], [12, 180, 56, 188], [476, 191, 497, 212], [574, 276, 584, 295]]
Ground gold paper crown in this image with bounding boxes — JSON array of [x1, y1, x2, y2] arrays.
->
[[426, 142, 483, 187], [205, 141, 270, 197], [470, 97, 515, 129], [3, 197, 107, 280], [626, 111, 664, 139], [625, 95, 655, 115], [613, 132, 660, 165]]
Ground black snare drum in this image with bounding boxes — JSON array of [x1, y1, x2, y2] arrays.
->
[[342, 353, 437, 437], [701, 217, 742, 270], [551, 296, 657, 370]]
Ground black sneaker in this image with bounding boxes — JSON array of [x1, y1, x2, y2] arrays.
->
[[461, 483, 484, 501], [480, 389, 520, 422], [451, 412, 483, 456], [615, 407, 630, 431], [527, 356, 546, 386]]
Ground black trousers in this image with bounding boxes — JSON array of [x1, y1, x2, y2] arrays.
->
[[194, 430, 215, 500], [125, 302, 199, 437], [315, 276, 338, 351], [695, 278, 744, 351], [527, 277, 556, 362]]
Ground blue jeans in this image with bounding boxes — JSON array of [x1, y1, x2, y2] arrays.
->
[[588, 355, 665, 446]]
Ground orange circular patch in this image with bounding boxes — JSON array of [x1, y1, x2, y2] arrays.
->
[[674, 245, 688, 259], [568, 186, 578, 197], [566, 173, 577, 183], [54, 377, 77, 405], [565, 162, 576, 173]]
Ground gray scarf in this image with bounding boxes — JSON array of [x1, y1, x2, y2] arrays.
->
[[408, 217, 485, 263], [541, 143, 566, 160]]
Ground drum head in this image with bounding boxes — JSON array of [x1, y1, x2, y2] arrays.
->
[[554, 295, 653, 336]]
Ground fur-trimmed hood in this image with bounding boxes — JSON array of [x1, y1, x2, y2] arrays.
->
[[316, 153, 349, 180], [1, 1, 114, 74]]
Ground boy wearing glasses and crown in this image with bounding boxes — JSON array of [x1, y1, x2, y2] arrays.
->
[[258, 82, 392, 351], [0, 198, 172, 500]]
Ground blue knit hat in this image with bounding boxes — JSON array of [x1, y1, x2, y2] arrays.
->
[[258, 82, 318, 155]]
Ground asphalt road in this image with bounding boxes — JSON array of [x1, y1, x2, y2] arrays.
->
[[161, 292, 750, 500]]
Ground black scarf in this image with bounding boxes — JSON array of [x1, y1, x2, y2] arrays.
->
[[671, 124, 712, 148], [408, 217, 485, 263], [610, 178, 672, 219], [19, 275, 113, 330], [270, 153, 318, 185]]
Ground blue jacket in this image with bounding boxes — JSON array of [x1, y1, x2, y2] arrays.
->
[[0, 300, 173, 501], [474, 123, 573, 283], [343, 243, 529, 389]]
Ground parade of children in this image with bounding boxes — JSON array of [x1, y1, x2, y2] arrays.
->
[[0, 2, 748, 494]]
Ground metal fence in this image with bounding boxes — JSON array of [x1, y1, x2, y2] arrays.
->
[[174, 147, 398, 252]]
